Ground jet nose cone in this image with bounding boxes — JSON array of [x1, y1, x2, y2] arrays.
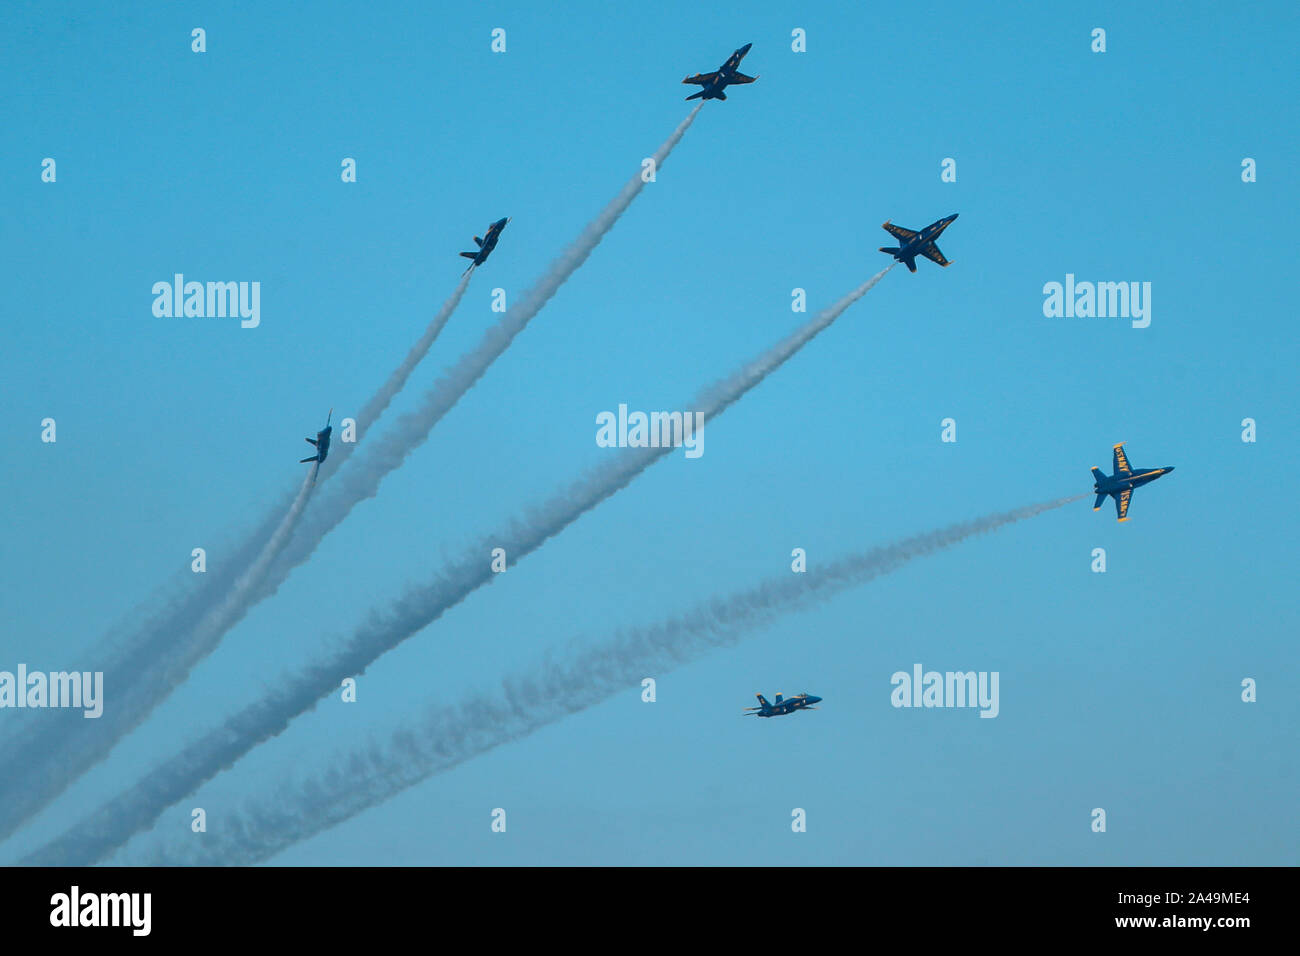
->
[[739, 42, 752, 52], [1165, 466, 1175, 473]]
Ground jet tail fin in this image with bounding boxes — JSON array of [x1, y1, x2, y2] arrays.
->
[[1093, 492, 1107, 511], [1091, 467, 1106, 482], [305, 437, 318, 446], [903, 256, 917, 273], [459, 252, 478, 260], [300, 456, 318, 464], [879, 246, 900, 255], [685, 89, 706, 101]]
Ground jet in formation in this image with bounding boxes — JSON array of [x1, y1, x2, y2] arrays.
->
[[683, 43, 759, 101], [460, 217, 510, 273], [878, 213, 959, 273], [1091, 443, 1175, 521], [744, 692, 822, 718], [300, 409, 333, 470]]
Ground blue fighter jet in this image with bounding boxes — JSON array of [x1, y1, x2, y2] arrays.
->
[[300, 409, 332, 469], [682, 43, 759, 101], [1091, 442, 1175, 521], [744, 692, 822, 718], [459, 217, 510, 274], [878, 213, 959, 273]]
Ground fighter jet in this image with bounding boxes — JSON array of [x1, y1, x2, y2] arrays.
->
[[1091, 442, 1175, 521], [743, 692, 822, 718], [682, 43, 759, 101], [300, 409, 332, 468], [459, 217, 510, 273], [878, 213, 959, 273]]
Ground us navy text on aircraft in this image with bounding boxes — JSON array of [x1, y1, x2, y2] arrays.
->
[[1091, 442, 1174, 521], [683, 43, 759, 101], [878, 214, 959, 273]]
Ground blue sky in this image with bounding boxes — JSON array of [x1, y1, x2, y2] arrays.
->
[[2, 0, 1297, 864]]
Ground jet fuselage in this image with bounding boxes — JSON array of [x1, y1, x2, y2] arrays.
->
[[460, 217, 510, 271], [313, 426, 331, 462], [301, 409, 333, 467], [1094, 466, 1174, 496], [895, 214, 957, 260], [746, 692, 822, 717], [684, 43, 757, 101]]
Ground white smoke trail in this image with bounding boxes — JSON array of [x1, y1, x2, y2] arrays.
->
[[151, 468, 317, 688], [320, 267, 474, 478], [20, 263, 891, 866], [0, 487, 292, 843], [127, 495, 1080, 865], [258, 103, 705, 599], [0, 254, 475, 841], [0, 473, 318, 847], [7, 106, 703, 836]]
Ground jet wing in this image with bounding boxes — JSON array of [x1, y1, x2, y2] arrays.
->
[[919, 242, 951, 266], [1115, 488, 1133, 521], [683, 71, 719, 85], [882, 222, 919, 242], [1113, 443, 1132, 476], [729, 71, 758, 83]]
